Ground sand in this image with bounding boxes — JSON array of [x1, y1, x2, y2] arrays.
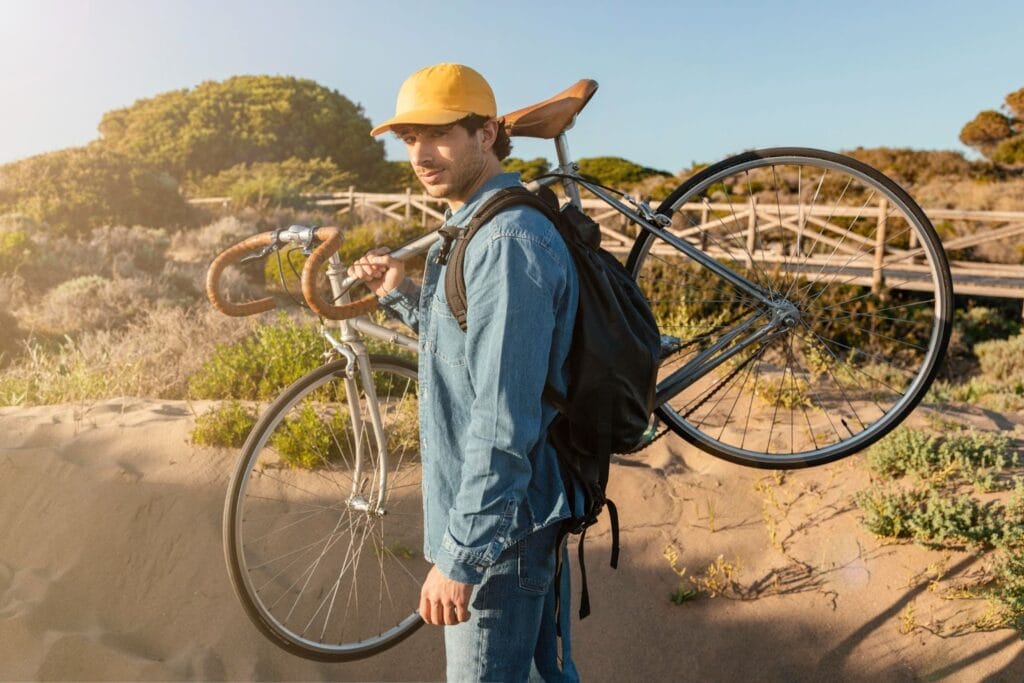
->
[[1, 398, 1023, 681]]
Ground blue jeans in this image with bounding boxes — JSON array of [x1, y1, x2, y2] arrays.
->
[[444, 524, 579, 682]]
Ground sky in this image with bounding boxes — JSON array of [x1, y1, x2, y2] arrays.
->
[[1, 0, 1023, 174]]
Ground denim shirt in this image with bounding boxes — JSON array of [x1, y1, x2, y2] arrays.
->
[[378, 172, 578, 584]]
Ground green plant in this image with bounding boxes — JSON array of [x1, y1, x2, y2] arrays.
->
[[939, 431, 1017, 492], [865, 427, 940, 479], [193, 157, 354, 209], [0, 144, 193, 234], [186, 314, 325, 400], [99, 75, 388, 187], [192, 401, 257, 447], [269, 403, 352, 469]]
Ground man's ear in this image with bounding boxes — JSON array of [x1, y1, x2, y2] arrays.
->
[[478, 118, 499, 154]]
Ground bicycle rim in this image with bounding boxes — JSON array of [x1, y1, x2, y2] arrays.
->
[[627, 148, 953, 467], [223, 355, 425, 661]]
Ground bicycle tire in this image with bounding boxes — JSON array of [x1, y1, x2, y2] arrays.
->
[[223, 354, 425, 661], [627, 148, 953, 468]]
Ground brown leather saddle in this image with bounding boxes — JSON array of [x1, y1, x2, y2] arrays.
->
[[500, 79, 598, 139]]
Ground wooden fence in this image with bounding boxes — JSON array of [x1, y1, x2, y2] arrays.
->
[[190, 189, 1024, 313]]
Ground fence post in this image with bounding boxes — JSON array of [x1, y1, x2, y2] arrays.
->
[[421, 192, 427, 227], [405, 187, 412, 222], [347, 186, 355, 218], [872, 197, 889, 294]]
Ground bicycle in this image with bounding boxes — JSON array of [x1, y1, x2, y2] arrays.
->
[[206, 78, 953, 662]]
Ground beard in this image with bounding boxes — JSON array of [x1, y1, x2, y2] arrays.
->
[[416, 146, 488, 203]]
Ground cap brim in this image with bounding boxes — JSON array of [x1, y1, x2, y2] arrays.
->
[[370, 109, 477, 136]]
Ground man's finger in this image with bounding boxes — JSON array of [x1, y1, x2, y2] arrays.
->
[[430, 600, 446, 626], [455, 603, 470, 624], [444, 603, 459, 626], [418, 592, 431, 624]]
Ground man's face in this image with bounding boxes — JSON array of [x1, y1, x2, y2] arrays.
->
[[395, 123, 491, 204]]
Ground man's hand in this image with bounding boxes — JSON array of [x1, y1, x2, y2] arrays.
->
[[347, 247, 405, 298], [419, 565, 472, 626]]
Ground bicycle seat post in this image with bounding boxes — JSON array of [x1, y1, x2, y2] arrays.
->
[[553, 130, 583, 209]]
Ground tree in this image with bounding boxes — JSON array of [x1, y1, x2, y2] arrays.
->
[[0, 144, 193, 234], [959, 87, 1024, 166], [98, 75, 389, 186]]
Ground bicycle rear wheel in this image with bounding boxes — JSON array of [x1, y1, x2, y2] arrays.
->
[[627, 148, 953, 468], [223, 354, 424, 661]]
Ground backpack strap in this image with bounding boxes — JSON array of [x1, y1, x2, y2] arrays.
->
[[443, 186, 560, 332]]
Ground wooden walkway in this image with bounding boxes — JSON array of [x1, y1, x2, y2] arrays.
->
[[191, 189, 1024, 309]]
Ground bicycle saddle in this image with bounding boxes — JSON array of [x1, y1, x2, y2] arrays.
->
[[500, 79, 598, 139]]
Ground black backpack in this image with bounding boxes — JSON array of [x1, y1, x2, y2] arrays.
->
[[437, 185, 662, 619]]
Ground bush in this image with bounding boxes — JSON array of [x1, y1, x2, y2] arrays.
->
[[192, 401, 257, 448], [19, 275, 169, 336], [938, 431, 1018, 491], [846, 147, 976, 186], [187, 314, 325, 400], [856, 484, 1009, 549], [976, 334, 1024, 392], [502, 157, 550, 183], [0, 217, 34, 273], [0, 145, 194, 235], [0, 307, 251, 406], [577, 156, 671, 187], [168, 216, 256, 262], [98, 75, 388, 187], [189, 157, 354, 209], [269, 404, 352, 469], [865, 427, 940, 479]]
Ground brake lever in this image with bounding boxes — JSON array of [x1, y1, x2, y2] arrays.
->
[[239, 232, 282, 264]]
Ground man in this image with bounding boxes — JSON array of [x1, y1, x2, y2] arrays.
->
[[348, 63, 580, 681]]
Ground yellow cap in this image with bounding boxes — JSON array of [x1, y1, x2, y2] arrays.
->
[[370, 63, 496, 136]]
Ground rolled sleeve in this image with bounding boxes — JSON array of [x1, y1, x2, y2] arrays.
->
[[377, 276, 421, 333], [441, 227, 566, 578]]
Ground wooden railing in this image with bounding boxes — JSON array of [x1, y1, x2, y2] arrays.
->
[[190, 189, 1024, 311]]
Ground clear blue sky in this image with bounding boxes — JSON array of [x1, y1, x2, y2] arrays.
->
[[1, 0, 1022, 174]]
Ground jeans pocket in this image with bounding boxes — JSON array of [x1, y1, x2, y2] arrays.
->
[[517, 527, 558, 594]]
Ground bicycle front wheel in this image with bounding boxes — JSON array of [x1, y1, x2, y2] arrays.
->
[[628, 148, 953, 468], [223, 354, 425, 661]]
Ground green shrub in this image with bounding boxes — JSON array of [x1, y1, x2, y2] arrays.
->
[[192, 401, 257, 447], [865, 427, 941, 479], [99, 75, 388, 187], [577, 156, 671, 188], [939, 431, 1018, 492], [187, 314, 324, 400], [0, 226, 32, 273], [856, 484, 1009, 549], [0, 145, 193, 235], [190, 157, 354, 209], [990, 548, 1024, 631], [976, 334, 1024, 392], [502, 157, 550, 183], [954, 306, 1021, 347], [269, 404, 352, 469]]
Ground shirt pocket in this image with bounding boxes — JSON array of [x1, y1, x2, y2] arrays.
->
[[427, 290, 468, 368]]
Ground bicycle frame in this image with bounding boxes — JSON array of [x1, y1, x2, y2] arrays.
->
[[323, 128, 796, 420]]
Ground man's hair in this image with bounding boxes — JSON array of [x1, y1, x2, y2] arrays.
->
[[457, 114, 512, 161]]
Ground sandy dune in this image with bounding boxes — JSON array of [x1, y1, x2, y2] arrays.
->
[[1, 398, 1023, 681]]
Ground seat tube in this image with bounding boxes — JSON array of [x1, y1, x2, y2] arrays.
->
[[554, 132, 583, 209]]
